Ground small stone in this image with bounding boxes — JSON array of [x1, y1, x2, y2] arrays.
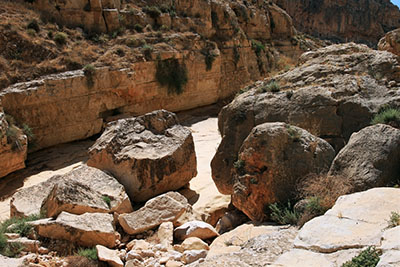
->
[[125, 259, 145, 267], [180, 237, 209, 252], [157, 222, 174, 248], [174, 221, 218, 241], [182, 249, 208, 264], [96, 245, 124, 267], [38, 247, 49, 254], [126, 240, 151, 251], [125, 251, 144, 262], [165, 260, 184, 267]]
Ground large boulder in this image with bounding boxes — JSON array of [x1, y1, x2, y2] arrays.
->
[[118, 192, 189, 235], [232, 122, 335, 221], [34, 212, 119, 248], [329, 124, 400, 191], [212, 43, 400, 195], [10, 165, 132, 217], [87, 110, 197, 202], [0, 103, 27, 178]]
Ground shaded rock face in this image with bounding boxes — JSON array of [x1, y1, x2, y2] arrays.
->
[[212, 43, 400, 195], [378, 28, 400, 56], [0, 102, 27, 178], [273, 0, 400, 46], [329, 124, 400, 191], [10, 165, 132, 217], [232, 122, 335, 221], [88, 110, 197, 202], [118, 192, 189, 235], [274, 187, 400, 266]]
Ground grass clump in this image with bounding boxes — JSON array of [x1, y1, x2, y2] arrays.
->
[[259, 81, 280, 93], [142, 44, 153, 61], [142, 6, 161, 18], [133, 23, 143, 32], [286, 125, 301, 142], [155, 58, 188, 95], [269, 201, 299, 225], [27, 19, 40, 32], [342, 247, 380, 267], [387, 211, 400, 228], [371, 107, 400, 128], [202, 49, 217, 71], [77, 247, 98, 261], [251, 40, 265, 56], [54, 32, 68, 45]]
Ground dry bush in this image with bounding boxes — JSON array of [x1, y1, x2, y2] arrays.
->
[[296, 174, 354, 226]]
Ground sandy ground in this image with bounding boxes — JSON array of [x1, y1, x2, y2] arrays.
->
[[0, 113, 230, 222]]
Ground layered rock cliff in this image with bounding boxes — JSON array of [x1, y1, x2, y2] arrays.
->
[[273, 0, 400, 46]]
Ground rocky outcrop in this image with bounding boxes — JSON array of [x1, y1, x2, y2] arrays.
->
[[191, 223, 298, 266], [10, 165, 132, 217], [329, 124, 400, 191], [378, 28, 400, 56], [274, 187, 400, 265], [232, 122, 335, 221], [31, 0, 121, 33], [212, 43, 400, 195], [0, 102, 27, 178], [34, 212, 119, 248], [87, 110, 197, 202], [118, 192, 189, 235], [273, 0, 400, 46]]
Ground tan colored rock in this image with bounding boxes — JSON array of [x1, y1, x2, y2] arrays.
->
[[174, 221, 218, 241], [125, 259, 145, 267], [34, 212, 119, 248], [182, 249, 208, 264], [125, 251, 144, 262], [378, 250, 400, 267], [96, 245, 124, 267], [7, 237, 40, 253], [88, 110, 197, 202], [166, 260, 184, 267], [157, 222, 174, 248], [126, 239, 151, 252], [119, 192, 189, 235], [41, 180, 110, 218], [380, 226, 400, 251], [274, 249, 333, 267], [180, 237, 209, 252], [11, 165, 132, 217], [0, 105, 27, 178], [0, 255, 24, 266], [232, 122, 335, 221]]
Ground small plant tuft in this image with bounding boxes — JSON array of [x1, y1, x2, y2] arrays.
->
[[103, 196, 111, 208], [342, 247, 380, 267], [142, 6, 162, 18], [371, 107, 400, 128], [269, 201, 299, 225], [286, 125, 301, 142], [387, 211, 400, 228], [251, 40, 265, 56], [54, 32, 68, 45], [259, 81, 280, 93], [27, 19, 40, 32], [77, 247, 98, 261], [155, 58, 188, 95], [83, 64, 96, 87]]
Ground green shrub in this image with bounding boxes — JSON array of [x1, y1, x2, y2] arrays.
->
[[387, 211, 400, 228], [155, 58, 188, 95], [27, 29, 36, 36], [233, 46, 240, 66], [142, 44, 153, 61], [202, 49, 217, 71], [103, 196, 111, 208], [342, 247, 380, 267], [286, 125, 301, 142], [27, 19, 40, 32], [269, 201, 299, 225], [142, 6, 161, 18], [371, 108, 400, 128], [54, 32, 68, 45], [259, 81, 280, 93], [77, 247, 98, 261], [6, 126, 22, 151], [251, 40, 265, 56]]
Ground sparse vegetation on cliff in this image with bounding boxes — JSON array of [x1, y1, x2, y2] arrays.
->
[[77, 247, 98, 261], [371, 107, 400, 128], [342, 247, 380, 267], [155, 58, 188, 95]]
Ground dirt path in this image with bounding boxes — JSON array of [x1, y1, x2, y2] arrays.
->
[[0, 114, 229, 223]]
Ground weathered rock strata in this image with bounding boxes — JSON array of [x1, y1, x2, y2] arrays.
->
[[212, 43, 400, 195], [378, 28, 400, 56]]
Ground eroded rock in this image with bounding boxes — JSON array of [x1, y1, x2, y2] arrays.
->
[[34, 212, 119, 248], [88, 110, 197, 202], [96, 245, 124, 267], [174, 221, 218, 241], [119, 192, 189, 235], [232, 122, 335, 221], [329, 124, 400, 191]]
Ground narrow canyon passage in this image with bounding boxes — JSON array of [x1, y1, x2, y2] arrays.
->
[[0, 113, 228, 222]]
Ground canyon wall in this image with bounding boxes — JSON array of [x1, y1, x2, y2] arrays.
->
[[273, 0, 400, 46]]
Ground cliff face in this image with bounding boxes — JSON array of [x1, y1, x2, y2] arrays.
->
[[0, 0, 316, 157], [273, 0, 400, 46]]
